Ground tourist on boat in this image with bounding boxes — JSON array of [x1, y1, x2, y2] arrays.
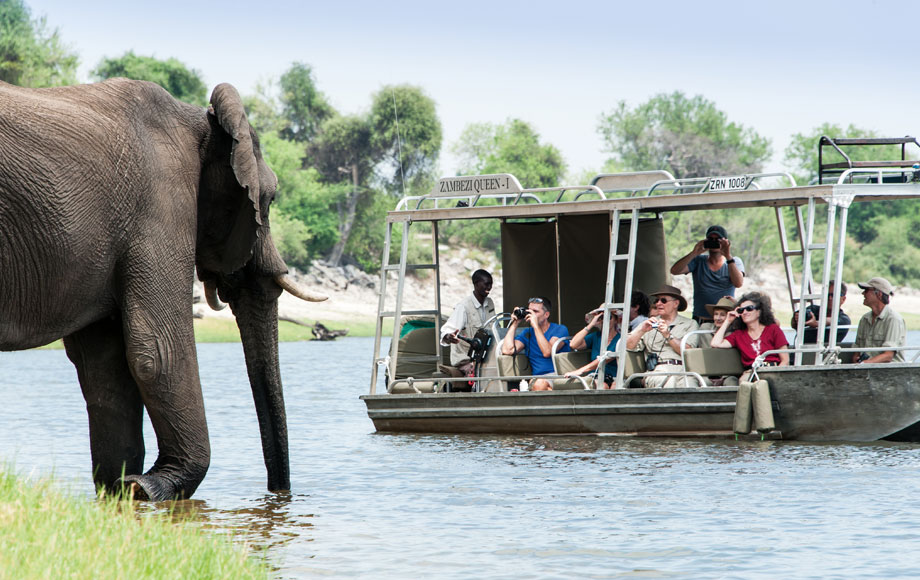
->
[[501, 296, 570, 391], [669, 225, 745, 324], [790, 281, 851, 344], [710, 292, 788, 380], [440, 269, 497, 376], [699, 296, 736, 334], [628, 290, 651, 331], [626, 285, 701, 388], [854, 277, 906, 363], [566, 306, 621, 389]]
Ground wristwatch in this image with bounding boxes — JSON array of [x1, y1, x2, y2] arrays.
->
[[726, 258, 736, 264]]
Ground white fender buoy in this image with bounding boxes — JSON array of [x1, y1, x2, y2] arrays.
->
[[751, 379, 775, 433], [733, 382, 753, 434]]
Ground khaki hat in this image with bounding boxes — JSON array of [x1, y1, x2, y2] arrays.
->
[[858, 277, 894, 296], [705, 296, 736, 316], [590, 304, 622, 318], [649, 284, 688, 312]]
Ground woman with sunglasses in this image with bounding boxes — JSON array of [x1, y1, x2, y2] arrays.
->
[[711, 292, 788, 380]]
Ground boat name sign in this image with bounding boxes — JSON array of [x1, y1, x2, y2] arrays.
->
[[431, 173, 523, 197], [707, 175, 752, 192]]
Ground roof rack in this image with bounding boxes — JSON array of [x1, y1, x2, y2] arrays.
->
[[818, 135, 920, 184]]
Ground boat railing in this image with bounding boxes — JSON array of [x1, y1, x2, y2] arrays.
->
[[386, 373, 592, 394], [394, 183, 606, 212], [836, 166, 920, 185], [642, 172, 798, 197], [752, 345, 920, 375]]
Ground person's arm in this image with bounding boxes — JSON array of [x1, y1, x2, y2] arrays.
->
[[658, 323, 688, 355], [501, 311, 525, 355], [670, 240, 705, 275], [710, 311, 739, 349], [570, 313, 602, 351], [720, 239, 744, 288], [626, 317, 657, 350], [440, 307, 467, 346], [861, 350, 894, 364], [777, 345, 790, 367], [566, 358, 600, 378]]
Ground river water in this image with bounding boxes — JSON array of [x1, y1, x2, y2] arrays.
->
[[2, 337, 920, 578]]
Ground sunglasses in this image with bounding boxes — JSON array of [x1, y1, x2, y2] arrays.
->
[[736, 305, 759, 313], [528, 297, 544, 304], [654, 297, 674, 304]]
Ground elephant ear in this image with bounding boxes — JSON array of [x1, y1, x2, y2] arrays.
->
[[209, 83, 262, 273]]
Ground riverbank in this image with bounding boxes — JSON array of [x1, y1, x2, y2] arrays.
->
[[0, 468, 266, 579]]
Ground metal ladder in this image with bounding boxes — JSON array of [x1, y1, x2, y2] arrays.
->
[[597, 207, 639, 387], [777, 195, 849, 365], [369, 220, 442, 394]]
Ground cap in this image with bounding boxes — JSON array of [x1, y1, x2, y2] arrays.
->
[[857, 277, 894, 296], [706, 225, 728, 239]]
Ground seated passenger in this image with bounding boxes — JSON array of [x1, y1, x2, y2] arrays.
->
[[791, 280, 850, 344], [711, 292, 788, 381], [566, 306, 621, 389], [699, 296, 736, 334], [501, 296, 570, 391], [626, 285, 701, 388], [628, 290, 651, 331], [854, 277, 906, 363], [440, 269, 496, 377]]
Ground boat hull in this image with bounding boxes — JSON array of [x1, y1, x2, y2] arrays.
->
[[363, 364, 920, 441]]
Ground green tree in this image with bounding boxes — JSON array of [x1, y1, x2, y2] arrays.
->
[[369, 84, 442, 195], [597, 91, 771, 179], [452, 119, 566, 188], [92, 52, 207, 106], [0, 0, 78, 87], [278, 62, 334, 143]]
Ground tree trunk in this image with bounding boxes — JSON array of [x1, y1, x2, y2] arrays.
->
[[328, 164, 360, 267]]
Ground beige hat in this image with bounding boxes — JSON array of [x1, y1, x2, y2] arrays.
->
[[705, 296, 736, 316], [857, 277, 894, 296], [649, 284, 688, 312]]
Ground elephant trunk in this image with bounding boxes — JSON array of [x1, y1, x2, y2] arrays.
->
[[230, 290, 290, 492]]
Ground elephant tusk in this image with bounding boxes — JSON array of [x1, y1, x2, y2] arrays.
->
[[204, 281, 228, 311], [275, 274, 328, 302]]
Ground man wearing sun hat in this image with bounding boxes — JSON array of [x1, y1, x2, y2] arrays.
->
[[626, 285, 700, 388], [854, 277, 906, 363], [670, 225, 745, 323]]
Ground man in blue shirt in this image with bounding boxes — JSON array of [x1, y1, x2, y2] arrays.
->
[[670, 225, 745, 323], [501, 296, 569, 391]]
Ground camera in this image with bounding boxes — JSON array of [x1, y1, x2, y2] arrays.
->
[[646, 352, 659, 371], [703, 238, 721, 249], [513, 307, 529, 320]]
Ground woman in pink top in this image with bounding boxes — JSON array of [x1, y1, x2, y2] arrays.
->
[[711, 292, 788, 380]]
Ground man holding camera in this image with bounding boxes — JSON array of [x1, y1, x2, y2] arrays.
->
[[501, 296, 569, 391], [790, 280, 851, 344], [854, 277, 906, 363], [441, 269, 497, 376], [626, 285, 700, 388], [670, 225, 745, 323]]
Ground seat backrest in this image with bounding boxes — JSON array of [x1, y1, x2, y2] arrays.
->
[[553, 350, 590, 375], [497, 353, 532, 378], [624, 350, 647, 376], [683, 348, 744, 376], [394, 326, 441, 379]]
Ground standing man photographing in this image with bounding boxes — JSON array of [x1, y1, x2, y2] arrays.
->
[[670, 225, 745, 323]]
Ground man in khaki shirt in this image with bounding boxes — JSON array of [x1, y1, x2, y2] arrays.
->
[[854, 277, 906, 363], [626, 285, 700, 387]]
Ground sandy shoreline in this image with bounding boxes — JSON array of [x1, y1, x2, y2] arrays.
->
[[194, 247, 920, 332]]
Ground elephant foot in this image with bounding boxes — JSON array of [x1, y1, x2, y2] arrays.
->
[[121, 473, 186, 502]]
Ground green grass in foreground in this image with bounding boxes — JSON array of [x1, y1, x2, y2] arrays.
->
[[0, 469, 268, 579]]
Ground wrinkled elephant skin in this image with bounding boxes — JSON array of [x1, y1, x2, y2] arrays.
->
[[0, 79, 301, 500]]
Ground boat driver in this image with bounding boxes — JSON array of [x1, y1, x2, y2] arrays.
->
[[501, 296, 569, 391], [854, 277, 906, 363], [440, 269, 497, 376], [626, 285, 701, 388]]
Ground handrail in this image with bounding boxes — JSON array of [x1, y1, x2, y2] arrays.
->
[[837, 166, 920, 185], [679, 329, 715, 368], [393, 184, 606, 212], [645, 172, 798, 197], [751, 345, 920, 376]]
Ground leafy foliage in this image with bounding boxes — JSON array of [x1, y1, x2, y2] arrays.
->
[[452, 119, 566, 188], [0, 0, 77, 87], [278, 62, 334, 143], [92, 51, 207, 106], [597, 91, 771, 179]]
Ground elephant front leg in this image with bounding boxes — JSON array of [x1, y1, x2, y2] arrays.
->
[[64, 316, 145, 493]]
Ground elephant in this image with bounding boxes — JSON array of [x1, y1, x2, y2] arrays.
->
[[0, 78, 326, 501]]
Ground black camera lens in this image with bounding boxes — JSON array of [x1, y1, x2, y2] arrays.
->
[[513, 307, 529, 320], [703, 238, 720, 249]]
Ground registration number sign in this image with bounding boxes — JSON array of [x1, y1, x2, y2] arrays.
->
[[707, 175, 751, 192]]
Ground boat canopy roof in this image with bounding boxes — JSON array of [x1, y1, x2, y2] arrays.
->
[[386, 170, 920, 223]]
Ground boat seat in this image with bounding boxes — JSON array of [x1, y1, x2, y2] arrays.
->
[[624, 350, 647, 376], [552, 350, 593, 390], [683, 348, 744, 378], [497, 352, 531, 390], [390, 380, 440, 394]]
